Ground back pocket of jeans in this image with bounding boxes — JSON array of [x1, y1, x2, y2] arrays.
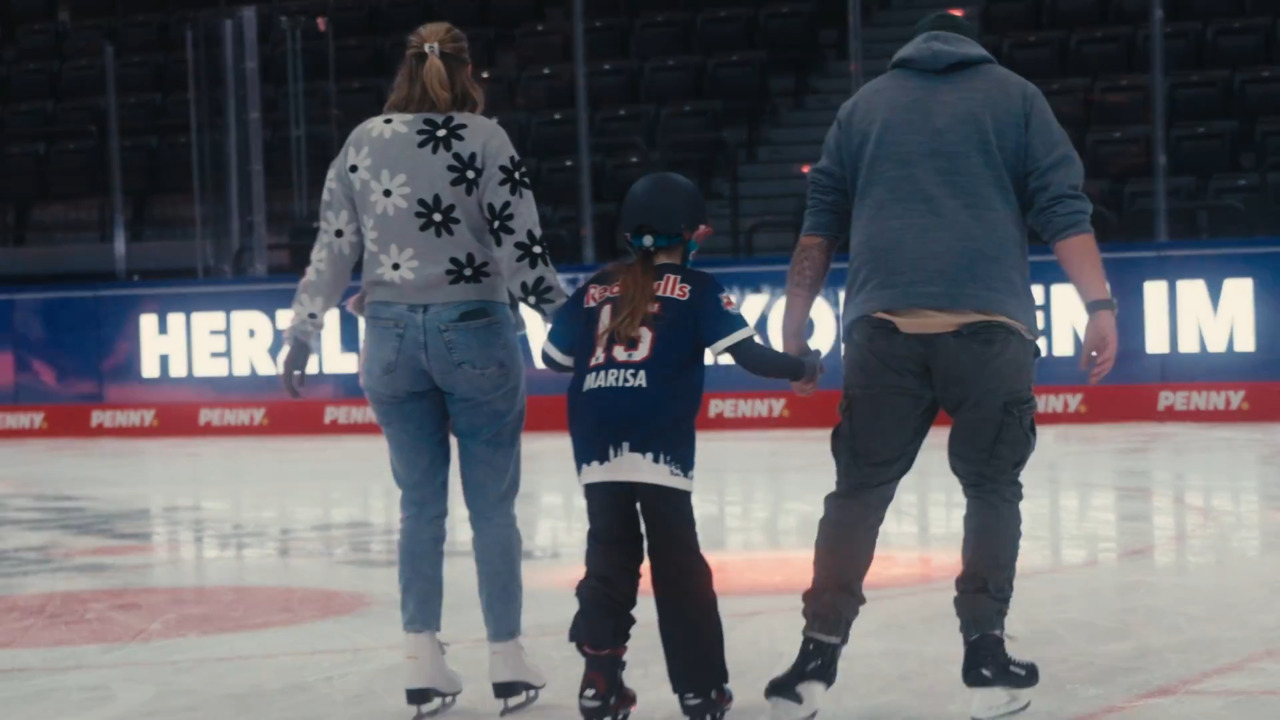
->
[[361, 315, 407, 381], [440, 315, 514, 375]]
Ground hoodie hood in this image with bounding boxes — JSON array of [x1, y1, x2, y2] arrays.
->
[[889, 31, 995, 73]]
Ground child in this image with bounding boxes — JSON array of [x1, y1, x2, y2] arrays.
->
[[541, 173, 822, 720]]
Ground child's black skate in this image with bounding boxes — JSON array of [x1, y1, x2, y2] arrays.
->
[[578, 647, 637, 720], [679, 685, 733, 720], [764, 637, 841, 720], [962, 633, 1039, 720]]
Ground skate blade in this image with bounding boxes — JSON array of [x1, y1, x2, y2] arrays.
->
[[410, 693, 458, 719], [970, 688, 1031, 720], [496, 685, 541, 716]]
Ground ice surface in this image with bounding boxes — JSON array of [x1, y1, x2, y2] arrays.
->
[[1, 424, 1279, 719]]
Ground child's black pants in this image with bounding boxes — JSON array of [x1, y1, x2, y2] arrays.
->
[[569, 481, 728, 695]]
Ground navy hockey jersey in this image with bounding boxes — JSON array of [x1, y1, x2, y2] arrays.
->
[[544, 264, 755, 491]]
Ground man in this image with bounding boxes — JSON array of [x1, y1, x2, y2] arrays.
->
[[763, 12, 1118, 720]]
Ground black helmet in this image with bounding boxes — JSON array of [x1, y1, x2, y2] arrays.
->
[[618, 172, 706, 250]]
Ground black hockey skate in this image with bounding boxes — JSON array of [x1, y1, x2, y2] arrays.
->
[[578, 646, 637, 720], [962, 633, 1039, 720], [764, 637, 842, 720], [679, 685, 734, 720], [407, 688, 458, 719]]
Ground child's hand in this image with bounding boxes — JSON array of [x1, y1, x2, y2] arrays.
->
[[795, 349, 823, 395]]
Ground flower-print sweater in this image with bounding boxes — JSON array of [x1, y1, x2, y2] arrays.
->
[[286, 112, 568, 345]]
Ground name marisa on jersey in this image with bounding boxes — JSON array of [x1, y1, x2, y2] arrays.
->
[[582, 368, 649, 391]]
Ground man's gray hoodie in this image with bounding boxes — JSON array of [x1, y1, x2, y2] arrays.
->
[[802, 32, 1093, 332]]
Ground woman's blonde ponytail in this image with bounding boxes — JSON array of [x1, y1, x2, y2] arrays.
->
[[384, 22, 485, 115]]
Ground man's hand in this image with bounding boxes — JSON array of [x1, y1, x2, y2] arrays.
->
[[793, 348, 823, 396], [1080, 310, 1117, 384], [281, 340, 312, 398]]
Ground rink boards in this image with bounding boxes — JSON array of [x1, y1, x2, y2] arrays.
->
[[1, 240, 1279, 436]]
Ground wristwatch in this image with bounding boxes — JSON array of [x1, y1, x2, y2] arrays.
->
[[1086, 298, 1118, 316]]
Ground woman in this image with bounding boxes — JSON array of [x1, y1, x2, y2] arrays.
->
[[280, 21, 566, 717]]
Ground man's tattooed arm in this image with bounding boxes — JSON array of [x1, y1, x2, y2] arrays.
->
[[782, 234, 835, 355]]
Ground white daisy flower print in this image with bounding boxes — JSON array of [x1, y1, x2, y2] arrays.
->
[[293, 293, 326, 326], [376, 244, 419, 284], [367, 114, 411, 139], [362, 216, 379, 253], [308, 242, 329, 273], [345, 146, 372, 189], [369, 170, 411, 215], [320, 209, 358, 255], [322, 166, 337, 202]]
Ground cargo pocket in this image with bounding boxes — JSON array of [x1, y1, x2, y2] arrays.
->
[[989, 395, 1038, 476]]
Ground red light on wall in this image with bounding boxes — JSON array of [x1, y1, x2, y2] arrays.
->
[[947, 8, 965, 16], [801, 164, 811, 174]]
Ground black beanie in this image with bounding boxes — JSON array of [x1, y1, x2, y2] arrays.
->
[[912, 11, 980, 42]]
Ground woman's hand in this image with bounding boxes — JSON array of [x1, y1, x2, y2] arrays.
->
[[281, 341, 312, 398]]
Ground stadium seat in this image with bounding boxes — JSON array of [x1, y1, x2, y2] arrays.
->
[[587, 61, 639, 108], [1123, 176, 1198, 213], [528, 111, 580, 158], [335, 81, 384, 133], [432, 0, 486, 28], [117, 55, 162, 95], [7, 62, 57, 104], [67, 0, 116, 20], [585, 0, 630, 19], [327, 0, 373, 37], [1254, 119, 1280, 169], [1081, 178, 1121, 239], [984, 1, 1038, 35], [2, 101, 54, 133], [376, 0, 434, 35], [704, 52, 766, 109], [1091, 75, 1150, 126], [1234, 67, 1280, 125], [0, 142, 48, 200], [47, 138, 103, 199], [160, 94, 192, 131], [481, 70, 517, 114], [1086, 125, 1152, 179], [58, 59, 107, 100], [9, 0, 54, 23], [1003, 32, 1068, 79], [163, 58, 190, 96], [116, 15, 166, 56], [333, 40, 383, 82], [119, 135, 156, 196], [697, 8, 755, 56], [585, 18, 633, 62], [54, 98, 103, 131], [1206, 172, 1264, 236], [1037, 77, 1092, 135], [1204, 18, 1273, 69], [1174, 0, 1251, 21], [536, 156, 581, 205], [594, 105, 656, 147], [13, 22, 59, 62], [1134, 22, 1202, 72], [62, 20, 112, 58], [116, 93, 163, 134], [154, 134, 194, 192], [658, 100, 725, 146], [1045, 0, 1107, 30], [492, 112, 530, 154], [599, 152, 656, 202], [517, 23, 570, 67], [1110, 0, 1151, 24], [488, 0, 544, 30], [118, 0, 171, 13], [1168, 70, 1231, 122], [518, 65, 575, 112], [1067, 28, 1133, 76], [756, 3, 816, 63], [1169, 120, 1239, 175], [641, 56, 701, 105], [632, 13, 694, 61]]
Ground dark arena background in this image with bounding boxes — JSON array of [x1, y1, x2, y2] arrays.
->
[[1, 2, 1279, 720]]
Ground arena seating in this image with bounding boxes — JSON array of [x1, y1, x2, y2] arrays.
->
[[2, 0, 1279, 275]]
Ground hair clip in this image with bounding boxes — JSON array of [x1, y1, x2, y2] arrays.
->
[[423, 42, 439, 56]]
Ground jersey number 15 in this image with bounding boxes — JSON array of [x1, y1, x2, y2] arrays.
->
[[590, 304, 655, 366]]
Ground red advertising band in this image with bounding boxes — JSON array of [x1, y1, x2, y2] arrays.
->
[[0, 383, 1273, 438]]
